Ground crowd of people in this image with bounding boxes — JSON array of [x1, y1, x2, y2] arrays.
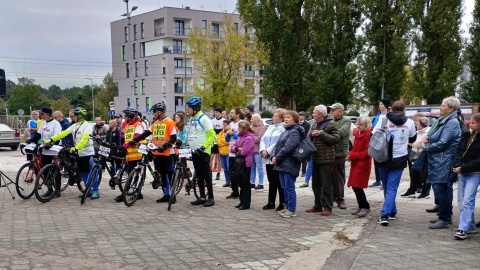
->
[[22, 95, 480, 239]]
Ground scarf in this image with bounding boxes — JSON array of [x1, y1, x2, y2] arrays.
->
[[427, 112, 451, 138]]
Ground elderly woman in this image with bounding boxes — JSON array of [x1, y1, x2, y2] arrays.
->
[[453, 113, 480, 239], [250, 113, 266, 189], [260, 109, 286, 211], [424, 96, 461, 229], [271, 111, 304, 218]]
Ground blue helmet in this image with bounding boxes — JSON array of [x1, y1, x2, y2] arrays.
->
[[186, 96, 202, 109]]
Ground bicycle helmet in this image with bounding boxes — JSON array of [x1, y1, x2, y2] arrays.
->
[[122, 107, 138, 118], [73, 107, 87, 118], [186, 96, 202, 109], [151, 101, 166, 112]]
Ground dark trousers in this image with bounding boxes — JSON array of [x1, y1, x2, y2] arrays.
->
[[301, 159, 308, 174], [41, 155, 59, 191], [229, 156, 239, 196], [433, 182, 452, 222], [407, 169, 423, 192], [239, 167, 252, 208], [352, 187, 370, 209], [266, 164, 285, 205], [153, 155, 174, 194], [374, 160, 381, 183], [193, 152, 213, 200], [332, 157, 346, 204], [312, 163, 333, 211]]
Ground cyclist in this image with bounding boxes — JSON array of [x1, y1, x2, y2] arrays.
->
[[114, 107, 146, 203], [186, 96, 216, 207], [46, 107, 98, 199]]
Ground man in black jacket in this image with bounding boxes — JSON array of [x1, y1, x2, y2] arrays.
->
[[299, 111, 311, 177]]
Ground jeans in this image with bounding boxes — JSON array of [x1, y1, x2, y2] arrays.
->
[[378, 167, 404, 217], [457, 173, 480, 231], [279, 171, 297, 212], [311, 163, 333, 211], [305, 159, 313, 183], [434, 180, 454, 216], [219, 155, 230, 183], [432, 183, 452, 222], [250, 153, 264, 185]]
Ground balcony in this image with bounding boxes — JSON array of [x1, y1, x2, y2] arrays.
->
[[245, 70, 256, 77], [174, 85, 183, 93], [174, 27, 191, 36], [174, 67, 193, 75], [155, 27, 165, 37], [162, 46, 183, 54], [211, 30, 226, 38]]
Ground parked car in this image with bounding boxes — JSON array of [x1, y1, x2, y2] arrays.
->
[[261, 118, 273, 127], [0, 124, 21, 150]]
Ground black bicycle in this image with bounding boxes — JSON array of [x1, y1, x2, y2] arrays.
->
[[168, 146, 200, 210]]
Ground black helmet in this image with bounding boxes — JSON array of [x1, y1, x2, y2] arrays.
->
[[122, 107, 138, 118], [151, 101, 166, 112], [73, 107, 87, 118]]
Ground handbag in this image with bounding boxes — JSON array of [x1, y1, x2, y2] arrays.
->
[[291, 136, 317, 163], [229, 154, 246, 180], [412, 151, 428, 179]]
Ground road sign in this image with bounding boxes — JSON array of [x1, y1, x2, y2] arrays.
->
[[108, 110, 116, 117], [17, 109, 24, 116], [109, 101, 115, 111], [146, 109, 152, 115]]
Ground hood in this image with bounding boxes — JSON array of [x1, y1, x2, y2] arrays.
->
[[386, 111, 407, 126], [286, 123, 306, 138]]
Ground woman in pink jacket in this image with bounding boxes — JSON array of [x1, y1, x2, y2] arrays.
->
[[231, 120, 256, 210]]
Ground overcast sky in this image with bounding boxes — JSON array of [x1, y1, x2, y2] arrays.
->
[[0, 0, 475, 89]]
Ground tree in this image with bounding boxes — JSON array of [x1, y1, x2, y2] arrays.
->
[[401, 66, 423, 105], [94, 73, 117, 119], [461, 0, 480, 103], [186, 14, 267, 110], [6, 80, 16, 99], [8, 83, 49, 113], [50, 96, 72, 116], [410, 0, 462, 104], [46, 85, 63, 100]]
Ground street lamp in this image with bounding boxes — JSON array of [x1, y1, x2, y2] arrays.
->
[[122, 0, 138, 104], [85, 78, 94, 120]]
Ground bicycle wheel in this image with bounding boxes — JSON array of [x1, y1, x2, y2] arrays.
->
[[191, 172, 200, 200], [168, 170, 181, 211], [123, 169, 144, 207], [81, 166, 99, 204], [34, 164, 59, 203], [172, 169, 185, 197], [59, 166, 70, 192], [117, 165, 128, 192], [15, 163, 37, 199]]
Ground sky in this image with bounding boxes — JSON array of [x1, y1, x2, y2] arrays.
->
[[0, 0, 475, 89]]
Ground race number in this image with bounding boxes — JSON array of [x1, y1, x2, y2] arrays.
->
[[138, 144, 148, 155], [99, 145, 111, 157], [25, 143, 36, 151], [178, 148, 192, 158]]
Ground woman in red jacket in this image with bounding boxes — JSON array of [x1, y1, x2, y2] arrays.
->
[[347, 116, 373, 217]]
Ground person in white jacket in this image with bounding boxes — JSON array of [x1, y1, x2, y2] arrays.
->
[[259, 109, 286, 211]]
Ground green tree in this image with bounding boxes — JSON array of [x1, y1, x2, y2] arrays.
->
[[6, 80, 16, 99], [46, 85, 63, 100], [50, 96, 72, 116], [461, 0, 480, 103], [401, 66, 423, 105], [410, 0, 462, 104], [94, 73, 117, 119], [8, 83, 49, 113], [186, 14, 267, 110]]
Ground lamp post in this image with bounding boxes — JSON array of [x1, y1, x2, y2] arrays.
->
[[85, 78, 94, 120], [122, 0, 138, 105]]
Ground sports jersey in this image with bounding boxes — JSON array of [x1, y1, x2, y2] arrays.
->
[[50, 120, 94, 157], [211, 117, 225, 134], [38, 119, 62, 156], [387, 118, 416, 158], [187, 111, 216, 154], [150, 116, 177, 156]]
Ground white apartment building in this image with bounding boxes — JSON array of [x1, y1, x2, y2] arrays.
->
[[110, 6, 270, 119]]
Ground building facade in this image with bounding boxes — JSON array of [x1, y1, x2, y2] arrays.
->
[[110, 6, 270, 119]]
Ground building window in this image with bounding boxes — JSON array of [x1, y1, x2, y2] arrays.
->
[[120, 45, 125, 61], [126, 63, 130, 78], [174, 78, 183, 93], [174, 58, 183, 68], [140, 42, 145, 58], [134, 24, 137, 40], [173, 39, 182, 54], [144, 60, 148, 76], [234, 23, 238, 32], [136, 98, 139, 110], [175, 20, 185, 35], [146, 97, 151, 110], [132, 43, 136, 59], [212, 23, 220, 37], [124, 27, 129, 42], [127, 98, 131, 107], [134, 80, 137, 95], [140, 79, 145, 94], [141, 22, 145, 39], [202, 20, 207, 29], [135, 61, 138, 77], [175, 96, 184, 111]]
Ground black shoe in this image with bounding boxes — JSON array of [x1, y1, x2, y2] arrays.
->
[[275, 204, 285, 212], [235, 203, 242, 208], [417, 193, 430, 199], [191, 198, 206, 205], [476, 221, 480, 228], [263, 203, 275, 210], [138, 193, 143, 200], [401, 190, 415, 197], [377, 216, 389, 226], [250, 184, 255, 188], [215, 173, 220, 180], [156, 196, 170, 203], [254, 185, 264, 190], [239, 206, 250, 210], [114, 195, 124, 202], [226, 193, 239, 199], [204, 199, 215, 207], [222, 183, 231, 187], [53, 191, 61, 198], [416, 188, 422, 193]]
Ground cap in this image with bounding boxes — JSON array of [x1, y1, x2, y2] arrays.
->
[[380, 98, 391, 109], [298, 111, 307, 116], [38, 106, 53, 115], [328, 103, 344, 110], [246, 104, 255, 113], [115, 114, 122, 118]]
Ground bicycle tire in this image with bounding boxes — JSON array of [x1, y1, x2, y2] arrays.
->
[[173, 169, 185, 197], [15, 163, 37, 199], [59, 166, 70, 192], [123, 169, 144, 207], [117, 165, 128, 192], [168, 169, 182, 211], [34, 164, 59, 203], [191, 172, 200, 200], [81, 166, 98, 204]]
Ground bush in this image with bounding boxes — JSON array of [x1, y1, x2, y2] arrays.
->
[[261, 111, 273, 118]]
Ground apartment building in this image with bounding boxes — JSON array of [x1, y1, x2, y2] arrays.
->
[[110, 6, 270, 119]]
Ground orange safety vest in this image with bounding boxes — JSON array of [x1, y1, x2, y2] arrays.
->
[[151, 117, 177, 156], [124, 121, 145, 162]]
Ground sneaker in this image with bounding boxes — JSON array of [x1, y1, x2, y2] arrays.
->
[[114, 195, 124, 202], [156, 196, 170, 203], [357, 208, 370, 218], [400, 190, 415, 197], [467, 229, 477, 234], [90, 191, 100, 200], [191, 198, 206, 205], [281, 211, 297, 218], [430, 217, 452, 224], [417, 193, 430, 199], [254, 185, 264, 190], [300, 183, 309, 188], [429, 219, 450, 229], [263, 203, 275, 210], [53, 191, 61, 198], [203, 199, 215, 207], [278, 209, 289, 215], [226, 193, 239, 199], [416, 188, 423, 193], [275, 204, 285, 212], [215, 173, 220, 181], [351, 208, 360, 215], [389, 212, 397, 220], [454, 230, 467, 240], [222, 183, 231, 187], [369, 181, 382, 188], [377, 217, 389, 226], [250, 184, 255, 188], [477, 221, 480, 228], [44, 190, 54, 197]]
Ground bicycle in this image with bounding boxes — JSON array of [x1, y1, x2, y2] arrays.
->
[[168, 146, 200, 210], [16, 143, 43, 199], [34, 145, 85, 203]]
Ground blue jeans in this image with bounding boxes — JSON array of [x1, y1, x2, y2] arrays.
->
[[305, 159, 313, 183], [279, 171, 297, 212], [378, 167, 404, 217], [219, 155, 230, 183], [434, 180, 454, 216], [457, 173, 480, 231], [432, 183, 452, 222], [250, 153, 264, 185]]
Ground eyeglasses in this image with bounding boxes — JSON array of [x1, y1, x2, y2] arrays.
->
[[152, 110, 158, 113]]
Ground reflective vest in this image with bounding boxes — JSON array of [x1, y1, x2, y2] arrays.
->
[[151, 117, 176, 156], [124, 121, 145, 162]]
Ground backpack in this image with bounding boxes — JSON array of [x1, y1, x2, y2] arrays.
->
[[368, 117, 391, 163]]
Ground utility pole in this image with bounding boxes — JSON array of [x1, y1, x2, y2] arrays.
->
[[122, 0, 138, 107]]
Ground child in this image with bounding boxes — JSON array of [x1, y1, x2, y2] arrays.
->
[[217, 119, 232, 187], [347, 116, 373, 217]]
